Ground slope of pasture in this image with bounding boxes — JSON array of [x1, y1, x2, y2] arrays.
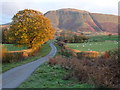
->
[[88, 35, 119, 41], [67, 41, 118, 53], [4, 44, 27, 51]]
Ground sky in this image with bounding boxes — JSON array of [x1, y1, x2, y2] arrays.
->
[[0, 0, 119, 24]]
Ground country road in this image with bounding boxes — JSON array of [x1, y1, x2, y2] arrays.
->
[[1, 43, 57, 88]]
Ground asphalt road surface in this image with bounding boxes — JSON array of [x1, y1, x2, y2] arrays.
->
[[1, 43, 57, 88]]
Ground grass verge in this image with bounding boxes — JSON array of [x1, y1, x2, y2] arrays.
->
[[18, 44, 94, 88], [2, 43, 51, 73], [18, 63, 94, 88], [54, 43, 62, 56]]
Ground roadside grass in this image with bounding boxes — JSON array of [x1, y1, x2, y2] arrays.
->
[[18, 39, 119, 88], [54, 43, 62, 56], [18, 63, 94, 88], [2, 43, 51, 73], [67, 41, 118, 54], [18, 44, 94, 88], [3, 44, 27, 51], [88, 35, 119, 41]]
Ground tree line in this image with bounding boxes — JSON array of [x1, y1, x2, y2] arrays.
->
[[56, 31, 89, 43]]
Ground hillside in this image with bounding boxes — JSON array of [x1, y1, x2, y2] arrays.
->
[[45, 8, 118, 33]]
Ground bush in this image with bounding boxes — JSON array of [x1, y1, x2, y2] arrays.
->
[[56, 31, 89, 43], [77, 51, 99, 59], [61, 48, 73, 57], [58, 44, 78, 57], [2, 52, 24, 63], [48, 58, 58, 66], [107, 48, 119, 60], [0, 45, 7, 63], [101, 48, 120, 63], [1, 44, 41, 63], [57, 41, 66, 47], [48, 56, 120, 88], [28, 47, 40, 56]]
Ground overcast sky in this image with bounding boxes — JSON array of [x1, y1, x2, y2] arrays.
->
[[0, 0, 119, 24]]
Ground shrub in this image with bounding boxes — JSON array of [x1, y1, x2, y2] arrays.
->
[[28, 47, 40, 56], [48, 56, 120, 88], [1, 45, 7, 56], [107, 48, 120, 60], [77, 52, 86, 59], [61, 48, 73, 57], [2, 52, 24, 63], [23, 52, 28, 57], [56, 31, 89, 43], [101, 48, 120, 63], [59, 44, 79, 57], [57, 41, 66, 47], [1, 44, 41, 63], [0, 45, 8, 63], [48, 58, 58, 66], [69, 49, 81, 53], [101, 51, 109, 59], [77, 51, 99, 59]]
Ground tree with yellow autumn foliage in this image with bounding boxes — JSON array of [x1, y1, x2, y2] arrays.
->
[[8, 9, 55, 48]]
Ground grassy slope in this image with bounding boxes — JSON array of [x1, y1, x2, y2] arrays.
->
[[18, 43, 94, 88], [18, 63, 94, 88], [4, 44, 27, 51], [2, 44, 51, 73], [88, 35, 119, 41], [67, 41, 118, 53]]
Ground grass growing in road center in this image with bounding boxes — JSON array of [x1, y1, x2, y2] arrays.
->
[[2, 43, 51, 73]]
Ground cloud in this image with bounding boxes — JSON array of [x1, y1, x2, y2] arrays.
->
[[1, 0, 119, 14], [0, 0, 119, 24], [2, 2, 26, 15], [61, 0, 119, 15], [1, 0, 63, 3]]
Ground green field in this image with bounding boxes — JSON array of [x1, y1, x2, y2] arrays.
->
[[67, 41, 118, 53], [2, 43, 51, 72], [88, 35, 119, 42], [3, 44, 27, 51]]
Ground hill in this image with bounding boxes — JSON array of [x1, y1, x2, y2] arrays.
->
[[45, 8, 118, 33]]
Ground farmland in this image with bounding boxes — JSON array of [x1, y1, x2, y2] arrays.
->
[[67, 41, 118, 53], [3, 44, 27, 51], [88, 35, 119, 42]]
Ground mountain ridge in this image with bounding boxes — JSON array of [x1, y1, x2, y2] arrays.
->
[[1, 8, 118, 33], [45, 8, 118, 33], [45, 8, 117, 16]]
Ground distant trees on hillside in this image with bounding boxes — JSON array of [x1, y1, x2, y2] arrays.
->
[[7, 9, 55, 48], [56, 31, 89, 43]]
